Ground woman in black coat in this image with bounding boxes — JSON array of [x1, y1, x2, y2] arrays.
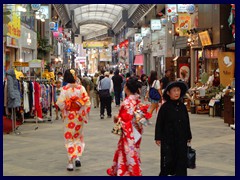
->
[[155, 81, 192, 176]]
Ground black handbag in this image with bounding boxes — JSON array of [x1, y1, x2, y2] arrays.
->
[[98, 89, 110, 98], [187, 145, 196, 169], [149, 80, 161, 101]]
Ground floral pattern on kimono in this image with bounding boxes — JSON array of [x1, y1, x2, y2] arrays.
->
[[56, 84, 91, 161], [107, 94, 152, 176]]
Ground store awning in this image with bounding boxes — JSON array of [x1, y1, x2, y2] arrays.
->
[[134, 55, 143, 65]]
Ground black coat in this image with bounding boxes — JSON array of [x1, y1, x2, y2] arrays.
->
[[155, 99, 192, 176]]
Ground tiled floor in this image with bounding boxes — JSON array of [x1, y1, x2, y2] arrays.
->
[[3, 105, 235, 176]]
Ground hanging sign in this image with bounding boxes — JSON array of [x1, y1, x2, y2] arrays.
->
[[171, 16, 178, 24], [151, 19, 162, 30], [50, 22, 58, 31], [31, 4, 41, 11], [187, 4, 195, 14], [166, 4, 177, 16], [218, 52, 235, 87], [178, 13, 191, 36]]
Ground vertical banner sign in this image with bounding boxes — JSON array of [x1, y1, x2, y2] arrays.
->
[[7, 5, 21, 38], [218, 52, 235, 87], [178, 13, 191, 36]]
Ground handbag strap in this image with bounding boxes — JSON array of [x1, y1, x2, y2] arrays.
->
[[152, 80, 157, 88]]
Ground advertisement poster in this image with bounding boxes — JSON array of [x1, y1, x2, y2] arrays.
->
[[179, 63, 190, 82], [218, 52, 235, 86], [178, 13, 191, 36]]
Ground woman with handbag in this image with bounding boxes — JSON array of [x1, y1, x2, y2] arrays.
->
[[107, 77, 152, 176], [145, 70, 162, 115], [56, 69, 91, 171], [155, 81, 192, 176]]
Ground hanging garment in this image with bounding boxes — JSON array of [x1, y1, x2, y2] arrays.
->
[[34, 82, 43, 120], [56, 84, 91, 161], [23, 81, 30, 113], [6, 69, 21, 108]]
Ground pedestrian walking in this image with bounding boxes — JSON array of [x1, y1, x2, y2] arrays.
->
[[140, 74, 148, 101], [112, 69, 123, 107], [97, 71, 113, 119], [145, 70, 162, 115], [155, 81, 192, 176], [107, 77, 152, 176], [56, 69, 91, 171]]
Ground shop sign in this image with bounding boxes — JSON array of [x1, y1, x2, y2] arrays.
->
[[218, 52, 235, 87], [22, 62, 29, 67], [83, 41, 109, 48], [6, 36, 19, 48], [178, 13, 191, 36], [178, 4, 195, 14], [7, 5, 21, 39], [13, 62, 22, 67], [177, 4, 189, 12], [151, 19, 161, 31], [166, 4, 177, 16], [199, 31, 212, 46]]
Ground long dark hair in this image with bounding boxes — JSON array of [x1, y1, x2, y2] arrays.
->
[[63, 69, 76, 83], [149, 70, 158, 86]]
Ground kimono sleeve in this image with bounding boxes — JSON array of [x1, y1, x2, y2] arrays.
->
[[56, 88, 66, 111]]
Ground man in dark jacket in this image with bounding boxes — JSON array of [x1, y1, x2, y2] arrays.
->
[[155, 81, 192, 176], [111, 69, 123, 107]]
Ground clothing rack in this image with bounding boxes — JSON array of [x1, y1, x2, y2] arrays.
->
[[20, 79, 54, 131]]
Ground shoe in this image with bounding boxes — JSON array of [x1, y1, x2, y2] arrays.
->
[[55, 116, 59, 120], [100, 115, 104, 119], [107, 115, 112, 118], [67, 163, 74, 171], [75, 158, 81, 167]]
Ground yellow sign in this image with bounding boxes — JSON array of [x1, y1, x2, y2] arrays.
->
[[7, 5, 21, 38], [178, 13, 191, 36], [83, 41, 109, 48], [13, 62, 22, 67], [21, 62, 29, 67], [218, 52, 235, 87], [199, 31, 212, 46]]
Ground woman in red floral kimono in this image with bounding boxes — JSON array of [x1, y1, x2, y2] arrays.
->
[[56, 69, 91, 171], [107, 77, 152, 176]]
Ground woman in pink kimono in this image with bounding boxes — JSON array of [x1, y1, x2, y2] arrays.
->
[[56, 69, 91, 171], [107, 77, 152, 176]]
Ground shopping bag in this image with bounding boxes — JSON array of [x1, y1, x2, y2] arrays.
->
[[111, 120, 122, 136], [187, 145, 196, 169]]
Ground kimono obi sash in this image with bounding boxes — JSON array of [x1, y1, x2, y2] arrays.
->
[[65, 96, 82, 111]]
